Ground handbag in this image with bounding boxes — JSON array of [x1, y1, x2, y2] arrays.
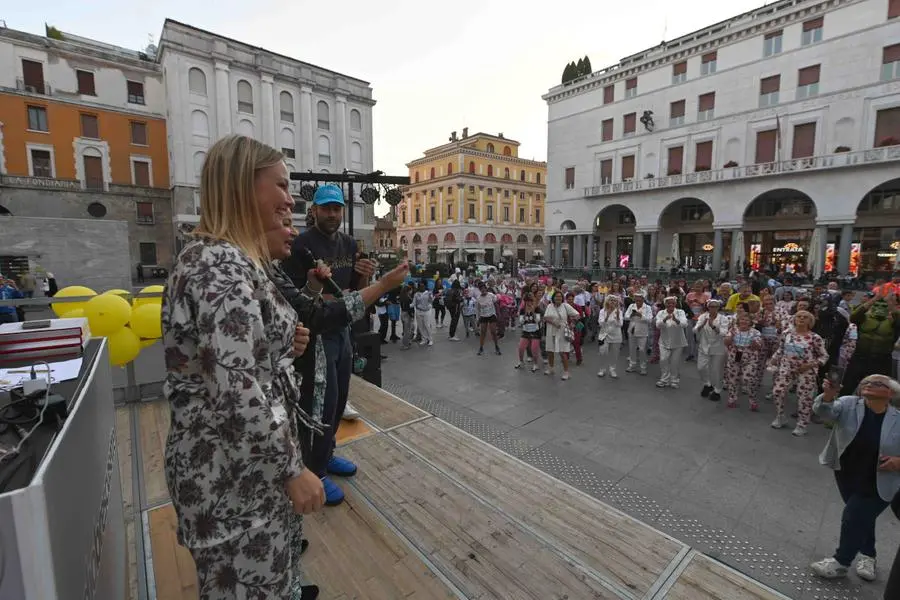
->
[[564, 325, 575, 341]]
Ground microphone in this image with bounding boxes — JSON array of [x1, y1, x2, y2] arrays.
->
[[297, 247, 343, 298]]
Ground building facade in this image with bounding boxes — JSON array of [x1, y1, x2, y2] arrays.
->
[[373, 215, 397, 259], [158, 19, 378, 250], [397, 129, 547, 265], [544, 0, 900, 277], [0, 25, 172, 273]]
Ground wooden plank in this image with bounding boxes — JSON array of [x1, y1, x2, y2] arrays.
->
[[303, 485, 457, 600], [115, 405, 134, 516], [392, 418, 683, 597], [664, 554, 785, 600], [148, 504, 199, 600], [335, 418, 375, 446], [348, 376, 429, 430], [138, 400, 170, 507], [125, 518, 137, 600], [343, 434, 624, 599]]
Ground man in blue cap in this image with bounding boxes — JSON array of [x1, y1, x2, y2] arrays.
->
[[282, 184, 376, 506]]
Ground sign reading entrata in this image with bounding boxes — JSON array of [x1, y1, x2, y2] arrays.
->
[[772, 242, 804, 253]]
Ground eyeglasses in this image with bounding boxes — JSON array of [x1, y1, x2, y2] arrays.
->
[[863, 380, 891, 390]]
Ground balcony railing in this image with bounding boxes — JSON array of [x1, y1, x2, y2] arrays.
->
[[15, 77, 51, 96], [583, 145, 900, 198]]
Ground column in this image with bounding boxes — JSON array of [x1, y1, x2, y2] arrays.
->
[[648, 231, 659, 271], [596, 235, 605, 269], [335, 95, 348, 170], [837, 223, 854, 276], [260, 74, 275, 146], [299, 86, 314, 171], [815, 225, 829, 278], [712, 229, 724, 272], [573, 234, 584, 267], [554, 237, 563, 266], [214, 61, 232, 136], [633, 233, 645, 270]]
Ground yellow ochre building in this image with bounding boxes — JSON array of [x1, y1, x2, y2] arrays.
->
[[397, 128, 546, 265]]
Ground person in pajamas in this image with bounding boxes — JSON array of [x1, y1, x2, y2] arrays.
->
[[724, 312, 765, 411], [756, 295, 781, 397], [769, 310, 829, 436], [596, 294, 624, 378], [625, 294, 652, 375], [655, 296, 689, 388], [694, 299, 729, 402]]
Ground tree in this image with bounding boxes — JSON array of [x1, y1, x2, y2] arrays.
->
[[562, 62, 577, 84], [576, 58, 585, 78], [582, 55, 592, 76]]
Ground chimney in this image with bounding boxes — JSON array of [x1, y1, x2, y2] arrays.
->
[[498, 132, 504, 139], [462, 127, 468, 138]]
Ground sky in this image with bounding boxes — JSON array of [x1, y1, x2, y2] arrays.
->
[[5, 0, 767, 213]]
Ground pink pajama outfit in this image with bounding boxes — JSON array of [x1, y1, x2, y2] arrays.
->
[[770, 331, 828, 428]]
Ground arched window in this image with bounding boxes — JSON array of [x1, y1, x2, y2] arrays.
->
[[280, 128, 294, 153], [447, 162, 453, 175], [444, 232, 456, 243], [484, 233, 497, 243], [279, 91, 294, 122], [350, 109, 362, 131], [501, 234, 513, 243], [188, 68, 207, 96], [193, 151, 206, 183], [191, 110, 209, 137], [486, 143, 495, 153], [503, 146, 511, 156], [317, 101, 330, 130], [350, 142, 362, 169], [504, 167, 510, 179], [520, 169, 526, 181], [427, 233, 438, 244], [517, 234, 528, 243], [487, 165, 493, 177], [469, 161, 475, 173], [430, 167, 436, 179], [412, 233, 422, 244], [465, 232, 479, 243], [317, 136, 331, 165], [237, 119, 254, 137], [236, 80, 253, 114], [533, 235, 544, 245], [536, 172, 541, 184]]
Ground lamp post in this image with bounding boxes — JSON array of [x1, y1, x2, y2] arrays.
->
[[289, 169, 410, 239]]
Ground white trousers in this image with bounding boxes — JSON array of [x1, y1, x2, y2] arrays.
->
[[659, 346, 684, 384], [697, 351, 725, 393], [598, 341, 621, 372], [628, 336, 648, 369], [415, 309, 433, 342]]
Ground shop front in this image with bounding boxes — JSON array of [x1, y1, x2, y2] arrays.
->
[[677, 233, 715, 271], [747, 230, 812, 273], [855, 227, 900, 275]]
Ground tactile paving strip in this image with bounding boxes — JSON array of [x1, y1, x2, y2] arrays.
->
[[382, 378, 873, 600]]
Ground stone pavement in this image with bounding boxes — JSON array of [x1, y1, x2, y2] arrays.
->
[[378, 324, 898, 600]]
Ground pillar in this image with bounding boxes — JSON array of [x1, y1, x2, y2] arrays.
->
[[260, 74, 275, 146], [573, 234, 584, 267], [815, 225, 828, 278], [648, 231, 659, 271], [633, 233, 645, 270], [214, 61, 231, 136], [299, 86, 314, 170], [712, 229, 724, 272], [335, 94, 348, 170], [837, 223, 854, 276]]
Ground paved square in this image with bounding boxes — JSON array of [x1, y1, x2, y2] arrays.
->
[[379, 326, 899, 600]]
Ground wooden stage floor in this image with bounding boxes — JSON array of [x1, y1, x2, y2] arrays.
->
[[117, 376, 790, 600]]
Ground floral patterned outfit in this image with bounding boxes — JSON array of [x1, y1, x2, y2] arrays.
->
[[724, 326, 764, 410], [162, 239, 306, 600], [770, 330, 829, 429], [755, 308, 780, 393]]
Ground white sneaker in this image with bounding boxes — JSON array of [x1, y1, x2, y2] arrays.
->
[[419, 340, 427, 346], [656, 380, 667, 388], [855, 554, 876, 581], [810, 557, 848, 579], [514, 362, 522, 369], [342, 403, 360, 421], [771, 415, 789, 429], [449, 336, 461, 341], [669, 382, 679, 389], [561, 372, 570, 381], [609, 369, 618, 379], [597, 370, 606, 378], [625, 365, 635, 373], [427, 340, 434, 346], [544, 368, 552, 376], [791, 425, 808, 437]]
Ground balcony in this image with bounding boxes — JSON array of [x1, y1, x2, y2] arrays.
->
[[15, 77, 52, 96], [583, 145, 900, 198]]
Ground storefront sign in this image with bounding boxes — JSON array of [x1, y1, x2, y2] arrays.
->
[[774, 231, 809, 241], [702, 244, 714, 251], [771, 242, 804, 253]]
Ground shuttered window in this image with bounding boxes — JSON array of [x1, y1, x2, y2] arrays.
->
[[601, 119, 614, 141], [672, 61, 687, 75], [874, 107, 900, 146], [890, 0, 900, 18], [698, 93, 716, 111], [667, 146, 684, 175], [792, 123, 817, 158], [798, 65, 821, 85], [600, 159, 613, 184], [755, 129, 777, 163], [695, 141, 713, 170], [760, 75, 781, 94], [621, 155, 635, 180], [623, 113, 636, 135], [670, 100, 685, 118], [803, 17, 824, 30], [603, 85, 614, 104]]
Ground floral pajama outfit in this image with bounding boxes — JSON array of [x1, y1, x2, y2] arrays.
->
[[754, 309, 780, 392], [770, 330, 828, 428], [724, 327, 763, 409]]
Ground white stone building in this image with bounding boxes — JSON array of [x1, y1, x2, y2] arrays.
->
[[157, 19, 377, 249], [544, 0, 900, 277]]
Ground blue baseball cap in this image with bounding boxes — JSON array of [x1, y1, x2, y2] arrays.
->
[[313, 184, 345, 206]]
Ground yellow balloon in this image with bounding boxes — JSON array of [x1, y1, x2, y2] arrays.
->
[[103, 289, 132, 300], [130, 304, 162, 340], [51, 286, 96, 317], [133, 285, 164, 309], [107, 327, 140, 366], [139, 338, 157, 349], [84, 294, 132, 336], [60, 308, 85, 319]]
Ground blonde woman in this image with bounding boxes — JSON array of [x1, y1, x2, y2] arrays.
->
[[543, 290, 579, 380], [597, 295, 624, 378], [625, 294, 653, 375], [162, 136, 323, 599], [723, 312, 764, 411], [694, 299, 729, 402], [655, 296, 689, 388]]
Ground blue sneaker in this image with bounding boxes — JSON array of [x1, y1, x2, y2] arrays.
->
[[322, 477, 344, 506], [327, 456, 358, 477]]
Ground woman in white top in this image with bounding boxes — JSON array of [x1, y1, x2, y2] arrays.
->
[[655, 296, 689, 388], [693, 299, 729, 401], [597, 295, 624, 378], [543, 291, 579, 380], [475, 282, 501, 356], [624, 294, 653, 375]]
